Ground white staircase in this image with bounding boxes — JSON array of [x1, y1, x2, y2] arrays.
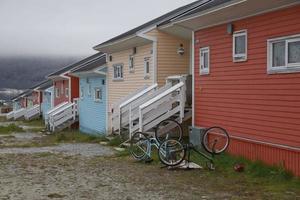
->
[[25, 104, 41, 120], [46, 99, 79, 132], [112, 75, 192, 140], [6, 111, 15, 120], [13, 108, 27, 120]]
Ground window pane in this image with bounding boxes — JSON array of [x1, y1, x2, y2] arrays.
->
[[235, 35, 246, 54], [272, 41, 285, 67], [288, 41, 300, 64], [203, 52, 208, 69]]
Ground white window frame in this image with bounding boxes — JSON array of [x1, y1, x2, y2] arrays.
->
[[55, 88, 60, 98], [94, 88, 102, 102], [113, 64, 124, 80], [144, 57, 150, 79], [199, 47, 210, 75], [233, 30, 247, 62], [129, 55, 134, 72], [267, 34, 300, 74], [65, 88, 69, 98]]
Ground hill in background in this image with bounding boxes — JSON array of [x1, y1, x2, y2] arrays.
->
[[0, 56, 82, 100]]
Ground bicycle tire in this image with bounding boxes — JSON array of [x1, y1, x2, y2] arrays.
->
[[155, 119, 183, 144], [158, 139, 186, 167], [202, 126, 230, 154], [130, 132, 150, 161]]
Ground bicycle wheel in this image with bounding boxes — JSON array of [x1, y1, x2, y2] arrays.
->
[[158, 139, 186, 167], [130, 132, 150, 161], [202, 127, 230, 154], [155, 119, 183, 144]]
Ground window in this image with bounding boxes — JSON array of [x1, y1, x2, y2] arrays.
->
[[55, 88, 60, 98], [199, 47, 210, 75], [94, 88, 102, 102], [268, 34, 300, 73], [113, 64, 123, 80], [65, 88, 69, 98], [80, 87, 84, 99], [144, 57, 150, 79], [129, 55, 134, 72], [233, 30, 247, 62]]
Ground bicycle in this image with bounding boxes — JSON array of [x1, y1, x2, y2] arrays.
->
[[129, 119, 184, 163], [158, 127, 230, 170]]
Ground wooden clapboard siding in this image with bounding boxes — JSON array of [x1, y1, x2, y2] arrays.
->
[[78, 76, 107, 135], [107, 43, 153, 109], [146, 29, 191, 86], [194, 5, 300, 175], [69, 75, 79, 102], [53, 80, 69, 106]]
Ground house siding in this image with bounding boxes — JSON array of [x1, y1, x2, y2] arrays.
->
[[107, 43, 153, 107], [146, 29, 191, 86], [70, 75, 80, 102], [107, 44, 153, 131], [79, 76, 107, 135], [41, 88, 53, 120], [194, 6, 300, 176], [53, 79, 69, 106]]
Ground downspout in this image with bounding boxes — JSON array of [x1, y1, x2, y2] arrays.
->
[[60, 74, 72, 103], [137, 30, 158, 84], [192, 31, 195, 127]]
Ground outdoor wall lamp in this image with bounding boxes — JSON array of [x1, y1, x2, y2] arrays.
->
[[177, 44, 185, 55]]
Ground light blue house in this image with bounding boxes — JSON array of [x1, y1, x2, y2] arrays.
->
[[41, 86, 54, 120], [71, 53, 107, 135]]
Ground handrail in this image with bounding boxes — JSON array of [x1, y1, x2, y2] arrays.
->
[[139, 82, 184, 110], [47, 102, 69, 115], [119, 84, 158, 108], [51, 103, 74, 116]]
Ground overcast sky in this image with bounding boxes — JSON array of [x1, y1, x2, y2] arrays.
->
[[0, 0, 195, 57]]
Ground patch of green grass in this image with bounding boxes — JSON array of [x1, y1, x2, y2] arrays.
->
[[21, 118, 44, 127], [0, 124, 24, 134], [26, 127, 45, 133], [48, 130, 108, 144], [107, 135, 124, 146], [186, 151, 300, 193]]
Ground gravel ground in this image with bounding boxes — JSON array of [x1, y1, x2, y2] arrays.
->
[[0, 154, 234, 200], [0, 143, 115, 157]]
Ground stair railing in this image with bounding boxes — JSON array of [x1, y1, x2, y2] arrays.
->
[[25, 104, 40, 120], [125, 83, 173, 136], [13, 108, 27, 120], [45, 101, 69, 126], [112, 84, 158, 134], [49, 102, 78, 132], [6, 111, 15, 120], [138, 81, 186, 133]]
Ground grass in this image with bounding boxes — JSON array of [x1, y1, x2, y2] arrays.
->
[[177, 151, 300, 197], [21, 118, 44, 127], [0, 116, 7, 122], [0, 124, 24, 134], [44, 130, 109, 144]]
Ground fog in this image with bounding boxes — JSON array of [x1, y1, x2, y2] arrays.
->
[[0, 0, 195, 57]]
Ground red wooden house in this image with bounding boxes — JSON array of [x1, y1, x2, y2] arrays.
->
[[47, 68, 80, 107], [161, 0, 300, 176]]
